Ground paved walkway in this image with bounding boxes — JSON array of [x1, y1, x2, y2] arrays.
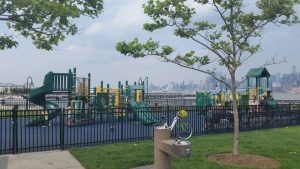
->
[[131, 165, 153, 169], [0, 151, 84, 169]]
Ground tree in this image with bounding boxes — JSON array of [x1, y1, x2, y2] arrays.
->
[[116, 0, 299, 157], [0, 0, 103, 50]]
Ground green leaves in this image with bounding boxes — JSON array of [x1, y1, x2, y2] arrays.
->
[[143, 0, 195, 32], [0, 0, 103, 50], [257, 0, 300, 24], [0, 35, 18, 50], [176, 52, 210, 66], [117, 0, 299, 73], [116, 38, 211, 68], [116, 38, 174, 59]]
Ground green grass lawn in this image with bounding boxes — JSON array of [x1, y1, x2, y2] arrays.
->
[[70, 126, 300, 169]]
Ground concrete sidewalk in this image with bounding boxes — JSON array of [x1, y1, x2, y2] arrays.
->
[[0, 151, 84, 169]]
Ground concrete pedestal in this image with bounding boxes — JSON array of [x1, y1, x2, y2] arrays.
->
[[154, 126, 171, 169], [154, 126, 191, 169]]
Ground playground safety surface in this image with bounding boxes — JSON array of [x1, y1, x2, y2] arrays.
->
[[0, 151, 84, 169]]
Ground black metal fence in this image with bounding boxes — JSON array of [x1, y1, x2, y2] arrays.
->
[[1, 105, 300, 155]]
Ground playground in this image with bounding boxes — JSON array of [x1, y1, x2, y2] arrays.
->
[[15, 67, 297, 128], [19, 68, 160, 128], [1, 0, 300, 168], [1, 67, 300, 162]]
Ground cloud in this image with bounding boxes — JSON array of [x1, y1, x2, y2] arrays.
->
[[66, 44, 95, 52], [84, 23, 104, 35], [84, 1, 147, 36]]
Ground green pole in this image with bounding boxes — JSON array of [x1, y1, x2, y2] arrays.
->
[[107, 84, 110, 94], [68, 69, 72, 107], [247, 78, 250, 88], [107, 84, 110, 106], [72, 68, 77, 109], [142, 81, 145, 102], [247, 78, 250, 99], [72, 98, 75, 110], [125, 81, 129, 98], [101, 81, 103, 92], [118, 81, 121, 89], [134, 82, 137, 102], [256, 77, 259, 98], [121, 85, 124, 95], [88, 73, 91, 97], [110, 94, 115, 131], [93, 87, 96, 108], [68, 69, 72, 90], [77, 96, 81, 109], [258, 78, 262, 96], [112, 94, 115, 107], [118, 81, 121, 106]]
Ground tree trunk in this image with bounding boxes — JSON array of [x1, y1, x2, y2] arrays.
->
[[231, 75, 239, 158]]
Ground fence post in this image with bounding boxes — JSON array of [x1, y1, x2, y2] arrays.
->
[[60, 108, 65, 150], [121, 107, 124, 140], [204, 106, 208, 135], [12, 105, 18, 154], [167, 105, 170, 125]]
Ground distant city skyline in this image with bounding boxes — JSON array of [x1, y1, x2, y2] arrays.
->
[[1, 67, 300, 94], [0, 65, 300, 88]]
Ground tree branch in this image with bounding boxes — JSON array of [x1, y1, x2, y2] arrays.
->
[[236, 76, 248, 89], [175, 24, 235, 75], [212, 1, 231, 35], [237, 21, 270, 63], [174, 23, 226, 60], [200, 32, 231, 57], [263, 57, 287, 67], [0, 17, 9, 21]]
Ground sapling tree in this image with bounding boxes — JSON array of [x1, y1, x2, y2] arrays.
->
[[116, 0, 299, 156], [0, 0, 103, 50]]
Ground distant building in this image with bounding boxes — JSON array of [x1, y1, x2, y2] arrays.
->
[[0, 86, 4, 93], [204, 76, 217, 90], [292, 65, 296, 74], [272, 82, 282, 92], [0, 83, 24, 94]]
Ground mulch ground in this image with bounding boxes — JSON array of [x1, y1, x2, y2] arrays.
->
[[208, 153, 280, 168]]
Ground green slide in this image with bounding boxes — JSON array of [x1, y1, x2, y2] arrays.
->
[[128, 101, 159, 126], [267, 99, 286, 113], [26, 72, 60, 126]]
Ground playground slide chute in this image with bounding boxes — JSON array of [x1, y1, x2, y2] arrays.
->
[[26, 72, 60, 126], [26, 100, 60, 126], [128, 101, 159, 125], [267, 99, 286, 112]]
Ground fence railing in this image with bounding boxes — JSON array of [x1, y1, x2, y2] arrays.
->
[[1, 105, 300, 155], [0, 99, 70, 110]]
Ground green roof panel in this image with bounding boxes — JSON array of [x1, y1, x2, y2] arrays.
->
[[246, 67, 270, 78]]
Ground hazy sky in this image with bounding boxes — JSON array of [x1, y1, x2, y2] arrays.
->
[[1, 0, 300, 87]]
